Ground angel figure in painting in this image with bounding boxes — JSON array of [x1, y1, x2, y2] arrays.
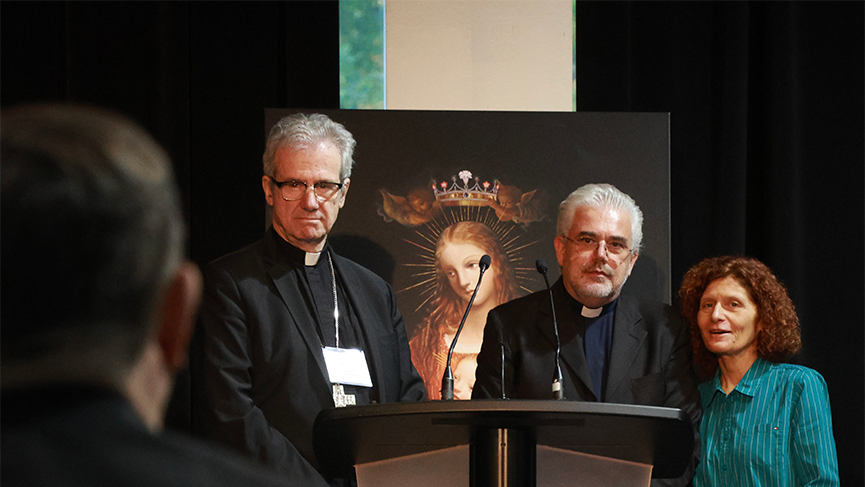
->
[[409, 221, 522, 400], [378, 187, 440, 227], [487, 184, 546, 226]]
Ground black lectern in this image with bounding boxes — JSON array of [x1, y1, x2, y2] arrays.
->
[[314, 400, 693, 487]]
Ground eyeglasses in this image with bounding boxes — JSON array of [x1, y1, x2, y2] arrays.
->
[[269, 177, 344, 202], [561, 235, 633, 260]]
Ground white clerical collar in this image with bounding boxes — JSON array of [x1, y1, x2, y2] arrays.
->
[[581, 306, 603, 318], [305, 251, 322, 266]]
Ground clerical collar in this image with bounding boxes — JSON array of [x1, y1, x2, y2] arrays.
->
[[582, 306, 603, 318], [269, 227, 327, 267], [569, 296, 618, 319], [305, 251, 322, 266]]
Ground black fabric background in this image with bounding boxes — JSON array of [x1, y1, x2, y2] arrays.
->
[[3, 2, 861, 483]]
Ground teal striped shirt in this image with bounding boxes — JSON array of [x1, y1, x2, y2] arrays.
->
[[694, 358, 839, 487]]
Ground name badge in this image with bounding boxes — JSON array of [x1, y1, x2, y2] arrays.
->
[[322, 347, 373, 387]]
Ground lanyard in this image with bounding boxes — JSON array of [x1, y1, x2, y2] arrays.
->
[[327, 251, 340, 348], [323, 252, 358, 407]]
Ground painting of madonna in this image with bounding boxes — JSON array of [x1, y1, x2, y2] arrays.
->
[[409, 221, 523, 400]]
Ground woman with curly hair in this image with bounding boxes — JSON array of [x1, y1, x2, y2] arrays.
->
[[679, 255, 838, 486], [409, 221, 522, 400]]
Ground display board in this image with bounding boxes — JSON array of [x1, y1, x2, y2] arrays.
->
[[264, 109, 671, 342]]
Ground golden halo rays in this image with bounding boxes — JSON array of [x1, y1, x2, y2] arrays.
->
[[396, 205, 540, 308]]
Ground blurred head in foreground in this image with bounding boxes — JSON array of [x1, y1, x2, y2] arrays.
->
[[1, 104, 202, 430]]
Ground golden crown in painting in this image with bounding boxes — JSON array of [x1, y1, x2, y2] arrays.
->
[[378, 169, 546, 228], [431, 170, 499, 207]]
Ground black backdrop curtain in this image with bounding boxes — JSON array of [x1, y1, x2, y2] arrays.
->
[[2, 1, 862, 484], [576, 6, 863, 485]]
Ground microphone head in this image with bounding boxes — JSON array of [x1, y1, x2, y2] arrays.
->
[[535, 258, 548, 275], [479, 254, 492, 272]]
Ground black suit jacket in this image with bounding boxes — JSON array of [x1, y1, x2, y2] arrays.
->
[[191, 230, 425, 485], [473, 278, 701, 486], [1, 386, 293, 487]]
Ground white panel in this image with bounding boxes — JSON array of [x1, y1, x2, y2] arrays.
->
[[386, 0, 573, 111], [355, 445, 469, 487]]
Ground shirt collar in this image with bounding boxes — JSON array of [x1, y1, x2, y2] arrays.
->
[[734, 357, 773, 396], [706, 356, 773, 406]]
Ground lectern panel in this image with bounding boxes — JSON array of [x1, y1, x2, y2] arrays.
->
[[314, 399, 693, 481]]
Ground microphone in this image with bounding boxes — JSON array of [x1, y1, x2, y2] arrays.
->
[[441, 254, 491, 400], [536, 259, 564, 400]]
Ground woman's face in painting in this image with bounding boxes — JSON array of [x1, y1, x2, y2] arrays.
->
[[439, 241, 498, 308]]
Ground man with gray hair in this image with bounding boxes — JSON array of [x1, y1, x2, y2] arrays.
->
[[192, 113, 425, 486], [473, 183, 701, 486], [1, 104, 293, 487]]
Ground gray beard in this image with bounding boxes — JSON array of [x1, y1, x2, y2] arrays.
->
[[580, 273, 629, 301], [581, 280, 614, 299]]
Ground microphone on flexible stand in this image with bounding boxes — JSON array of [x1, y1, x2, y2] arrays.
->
[[536, 259, 564, 400], [499, 325, 507, 400], [441, 254, 491, 400]]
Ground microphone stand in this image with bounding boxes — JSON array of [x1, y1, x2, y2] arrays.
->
[[536, 259, 564, 400], [441, 255, 491, 400], [499, 326, 507, 400]]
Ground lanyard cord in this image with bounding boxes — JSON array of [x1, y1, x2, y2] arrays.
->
[[327, 251, 339, 349]]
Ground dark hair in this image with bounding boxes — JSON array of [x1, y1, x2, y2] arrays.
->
[[1, 105, 185, 369], [678, 255, 802, 378]]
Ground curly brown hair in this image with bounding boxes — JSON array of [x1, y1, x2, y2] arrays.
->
[[678, 256, 801, 378]]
